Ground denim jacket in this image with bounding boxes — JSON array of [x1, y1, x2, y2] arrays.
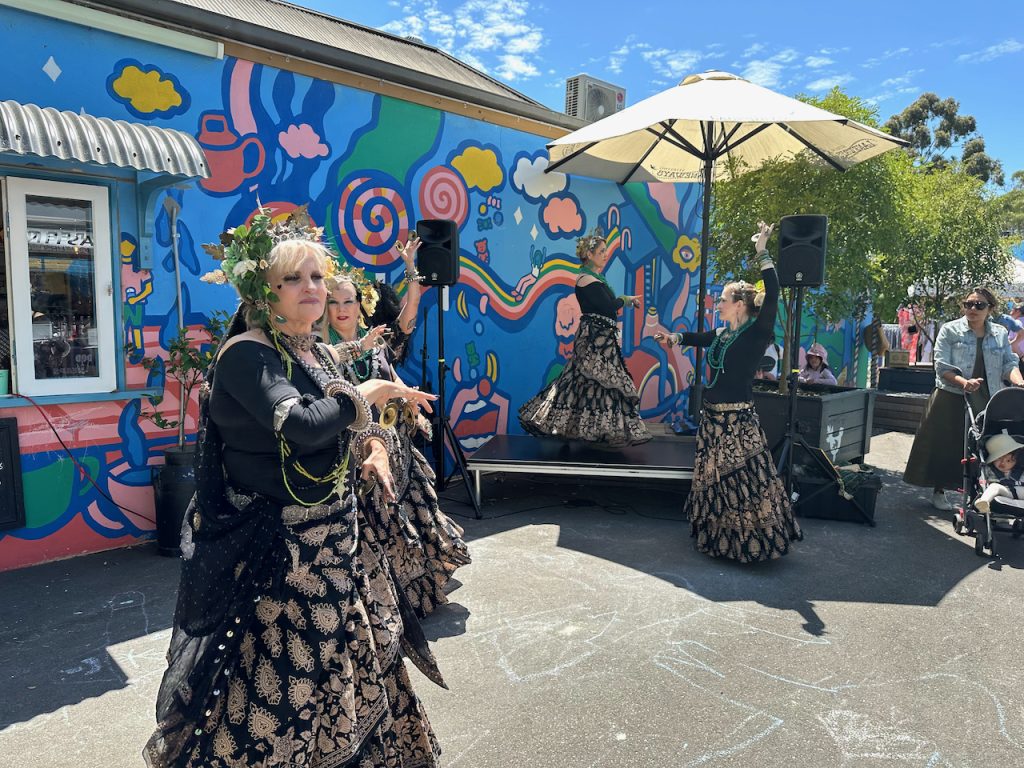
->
[[933, 316, 1018, 394]]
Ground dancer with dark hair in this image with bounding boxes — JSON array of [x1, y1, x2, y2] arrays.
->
[[657, 221, 802, 563], [904, 286, 1024, 510], [518, 227, 651, 447], [323, 263, 471, 618], [145, 209, 444, 768]]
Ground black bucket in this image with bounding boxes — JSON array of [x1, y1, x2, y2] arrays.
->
[[154, 446, 196, 557]]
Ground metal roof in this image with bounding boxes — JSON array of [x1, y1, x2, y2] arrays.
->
[[0, 100, 210, 177], [81, 0, 584, 131], [166, 0, 537, 105]]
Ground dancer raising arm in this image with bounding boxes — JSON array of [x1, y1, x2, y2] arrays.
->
[[657, 220, 802, 563]]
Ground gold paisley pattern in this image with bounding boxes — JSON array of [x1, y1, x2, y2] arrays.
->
[[519, 313, 651, 447], [686, 403, 803, 562], [173, 504, 439, 767], [380, 423, 472, 619]]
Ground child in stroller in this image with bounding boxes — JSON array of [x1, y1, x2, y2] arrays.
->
[[955, 386, 1024, 555], [976, 433, 1024, 513]]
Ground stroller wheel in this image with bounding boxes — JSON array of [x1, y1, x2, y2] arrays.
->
[[974, 534, 985, 556], [953, 515, 964, 535], [988, 535, 997, 556]]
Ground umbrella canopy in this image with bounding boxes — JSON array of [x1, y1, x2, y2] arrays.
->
[[547, 70, 905, 182], [546, 70, 907, 410]]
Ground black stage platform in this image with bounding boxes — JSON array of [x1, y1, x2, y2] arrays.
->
[[464, 434, 695, 512]]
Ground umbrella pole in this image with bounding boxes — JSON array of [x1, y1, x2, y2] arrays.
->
[[690, 148, 713, 419]]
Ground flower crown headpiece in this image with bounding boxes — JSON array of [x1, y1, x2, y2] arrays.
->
[[200, 204, 336, 329], [576, 225, 606, 261], [331, 262, 381, 326]]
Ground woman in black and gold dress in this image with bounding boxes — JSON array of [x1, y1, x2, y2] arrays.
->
[[323, 266, 471, 618], [518, 227, 651, 447], [658, 221, 802, 563], [145, 210, 444, 767]]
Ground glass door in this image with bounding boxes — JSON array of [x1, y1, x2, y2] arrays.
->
[[5, 178, 115, 395]]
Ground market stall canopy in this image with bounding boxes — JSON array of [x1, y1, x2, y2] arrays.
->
[[0, 100, 208, 179], [547, 70, 906, 183]]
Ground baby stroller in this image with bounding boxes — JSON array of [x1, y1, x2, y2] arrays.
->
[[953, 386, 1024, 556]]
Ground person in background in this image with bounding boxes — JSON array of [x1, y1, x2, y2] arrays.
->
[[904, 287, 1024, 511], [798, 342, 838, 385], [324, 267, 471, 618], [519, 226, 650, 447]]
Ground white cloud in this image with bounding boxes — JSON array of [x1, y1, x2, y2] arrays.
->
[[956, 38, 1024, 63], [805, 55, 833, 68], [379, 0, 546, 81], [743, 42, 765, 59], [805, 74, 854, 92], [741, 48, 799, 88], [641, 48, 702, 79], [863, 47, 911, 68]]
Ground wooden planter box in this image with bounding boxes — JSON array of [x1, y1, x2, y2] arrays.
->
[[877, 365, 935, 394], [873, 392, 928, 434], [752, 384, 876, 465]]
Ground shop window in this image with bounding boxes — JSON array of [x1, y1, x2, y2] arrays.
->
[[3, 178, 116, 395]]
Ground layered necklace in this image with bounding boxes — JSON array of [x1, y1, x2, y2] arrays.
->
[[330, 326, 380, 383], [706, 317, 755, 389], [277, 335, 351, 506]]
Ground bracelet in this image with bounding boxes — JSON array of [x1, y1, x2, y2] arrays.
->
[[405, 267, 422, 283], [354, 423, 398, 463], [323, 378, 371, 431], [333, 340, 362, 364]]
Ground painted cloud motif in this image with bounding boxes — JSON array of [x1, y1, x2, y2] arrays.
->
[[107, 60, 190, 118], [278, 123, 330, 159]]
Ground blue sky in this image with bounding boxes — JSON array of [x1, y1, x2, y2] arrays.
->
[[309, 1, 1024, 182]]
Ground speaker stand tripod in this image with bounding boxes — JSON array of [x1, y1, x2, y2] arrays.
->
[[771, 285, 875, 526], [419, 286, 482, 518]]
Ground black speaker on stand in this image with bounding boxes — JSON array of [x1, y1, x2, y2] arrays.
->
[[771, 215, 871, 524], [414, 219, 480, 517]]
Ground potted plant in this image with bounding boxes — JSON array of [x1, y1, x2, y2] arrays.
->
[[139, 311, 230, 555]]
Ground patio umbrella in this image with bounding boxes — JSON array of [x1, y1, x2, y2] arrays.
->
[[546, 70, 908, 407]]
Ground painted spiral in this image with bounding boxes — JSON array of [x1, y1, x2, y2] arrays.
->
[[419, 165, 469, 227], [337, 174, 409, 267]]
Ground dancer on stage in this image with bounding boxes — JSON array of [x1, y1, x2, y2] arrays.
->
[[146, 210, 443, 767], [324, 264, 471, 618], [518, 226, 651, 447], [657, 221, 802, 562]]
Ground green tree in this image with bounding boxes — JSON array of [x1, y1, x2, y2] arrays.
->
[[884, 93, 1004, 185], [875, 167, 1010, 338], [987, 186, 1024, 244], [711, 87, 910, 387]]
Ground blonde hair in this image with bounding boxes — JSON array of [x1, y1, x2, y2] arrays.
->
[[247, 239, 336, 328], [722, 280, 765, 316], [576, 227, 605, 262], [320, 275, 359, 341]]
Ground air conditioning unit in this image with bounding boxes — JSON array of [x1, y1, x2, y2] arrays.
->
[[565, 75, 626, 122]]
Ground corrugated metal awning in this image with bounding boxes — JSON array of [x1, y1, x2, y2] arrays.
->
[[0, 100, 209, 178]]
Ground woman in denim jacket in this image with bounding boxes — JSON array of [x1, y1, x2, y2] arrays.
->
[[904, 287, 1024, 510]]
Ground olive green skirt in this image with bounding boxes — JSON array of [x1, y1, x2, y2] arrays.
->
[[903, 388, 968, 490]]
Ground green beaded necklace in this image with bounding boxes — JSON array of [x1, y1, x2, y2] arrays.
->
[[706, 317, 755, 388]]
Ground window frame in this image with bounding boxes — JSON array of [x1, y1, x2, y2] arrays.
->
[[4, 177, 117, 396]]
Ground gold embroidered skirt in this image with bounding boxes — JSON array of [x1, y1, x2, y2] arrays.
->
[[685, 402, 802, 562]]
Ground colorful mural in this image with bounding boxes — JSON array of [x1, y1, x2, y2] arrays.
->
[[0, 6, 860, 570]]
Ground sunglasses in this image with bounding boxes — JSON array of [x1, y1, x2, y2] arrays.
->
[[962, 300, 991, 310]]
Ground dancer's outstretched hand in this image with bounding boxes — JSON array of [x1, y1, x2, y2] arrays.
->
[[357, 379, 437, 413]]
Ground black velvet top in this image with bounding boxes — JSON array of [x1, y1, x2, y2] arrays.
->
[[576, 279, 624, 320], [210, 340, 357, 506], [678, 265, 780, 404]]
